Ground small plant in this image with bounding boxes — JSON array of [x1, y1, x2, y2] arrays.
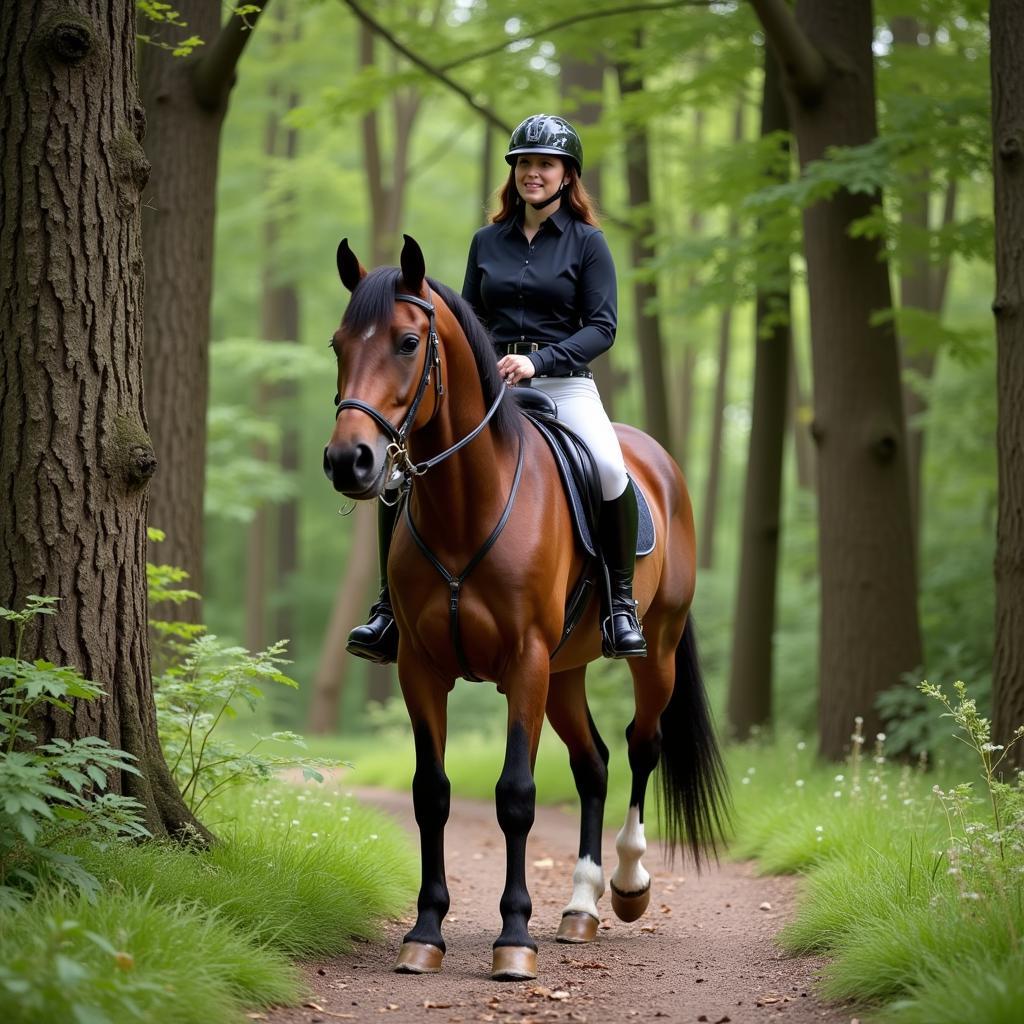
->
[[0, 598, 149, 907], [154, 634, 341, 815], [920, 679, 1024, 866]]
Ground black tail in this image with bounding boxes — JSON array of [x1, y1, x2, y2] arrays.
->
[[657, 617, 732, 869]]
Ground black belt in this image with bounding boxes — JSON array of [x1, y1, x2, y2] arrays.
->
[[495, 342, 593, 381]]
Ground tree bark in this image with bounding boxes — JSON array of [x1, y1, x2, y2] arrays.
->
[[726, 49, 791, 739], [699, 103, 745, 569], [756, 0, 924, 759], [561, 53, 617, 420], [616, 37, 672, 450], [140, 0, 268, 620], [0, 0, 207, 840], [990, 0, 1024, 763]]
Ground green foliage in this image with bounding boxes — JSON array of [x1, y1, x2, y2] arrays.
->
[[0, 600, 149, 909], [154, 633, 342, 815]]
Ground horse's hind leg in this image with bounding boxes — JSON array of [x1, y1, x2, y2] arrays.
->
[[545, 667, 608, 943], [394, 666, 451, 975], [610, 650, 675, 923], [491, 645, 550, 981]]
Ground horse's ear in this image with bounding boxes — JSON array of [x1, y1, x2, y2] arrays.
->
[[336, 238, 366, 293], [400, 234, 425, 294]]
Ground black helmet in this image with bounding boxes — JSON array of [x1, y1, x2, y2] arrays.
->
[[505, 114, 583, 174]]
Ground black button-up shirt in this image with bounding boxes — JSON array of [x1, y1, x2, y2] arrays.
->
[[461, 206, 617, 376]]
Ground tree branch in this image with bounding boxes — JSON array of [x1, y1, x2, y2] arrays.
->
[[339, 0, 513, 134], [438, 1, 713, 72], [748, 0, 827, 103], [192, 1, 273, 112]]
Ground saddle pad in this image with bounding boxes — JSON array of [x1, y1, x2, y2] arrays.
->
[[527, 414, 655, 559]]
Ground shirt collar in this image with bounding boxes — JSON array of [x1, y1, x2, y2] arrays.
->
[[501, 203, 571, 237]]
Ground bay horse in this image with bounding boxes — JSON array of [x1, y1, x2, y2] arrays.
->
[[323, 235, 729, 981]]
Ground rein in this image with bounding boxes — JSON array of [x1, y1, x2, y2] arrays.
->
[[333, 287, 520, 680]]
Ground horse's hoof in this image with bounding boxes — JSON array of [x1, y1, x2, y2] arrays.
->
[[610, 880, 650, 922], [491, 945, 537, 981], [394, 942, 444, 974], [556, 911, 599, 943]]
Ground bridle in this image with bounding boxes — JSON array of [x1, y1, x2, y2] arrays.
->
[[333, 289, 507, 484]]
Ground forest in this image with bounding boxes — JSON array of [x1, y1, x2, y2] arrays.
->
[[1, 0, 1022, 1022]]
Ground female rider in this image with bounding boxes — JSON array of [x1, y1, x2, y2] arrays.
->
[[347, 113, 645, 663]]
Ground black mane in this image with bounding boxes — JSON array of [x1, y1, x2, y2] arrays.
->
[[341, 266, 523, 441]]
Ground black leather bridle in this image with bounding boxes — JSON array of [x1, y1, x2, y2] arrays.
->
[[333, 289, 507, 483]]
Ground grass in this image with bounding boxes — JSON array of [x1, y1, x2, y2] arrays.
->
[[1, 780, 417, 1024]]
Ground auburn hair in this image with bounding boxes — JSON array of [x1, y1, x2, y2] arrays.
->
[[491, 164, 600, 227]]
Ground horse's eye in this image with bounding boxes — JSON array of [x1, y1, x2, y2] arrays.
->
[[398, 333, 420, 355]]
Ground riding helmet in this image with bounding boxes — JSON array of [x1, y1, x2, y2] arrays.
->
[[505, 114, 583, 175]]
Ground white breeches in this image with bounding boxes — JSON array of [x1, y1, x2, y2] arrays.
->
[[529, 376, 628, 499]]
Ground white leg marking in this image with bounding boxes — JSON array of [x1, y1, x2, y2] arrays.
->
[[611, 805, 650, 894], [562, 855, 605, 918]]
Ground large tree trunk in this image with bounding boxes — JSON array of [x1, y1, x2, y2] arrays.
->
[[561, 53, 617, 420], [699, 103, 745, 569], [726, 50, 791, 739], [140, 0, 268, 619], [0, 0, 207, 840], [617, 41, 672, 449], [755, 0, 923, 758], [990, 0, 1024, 763]]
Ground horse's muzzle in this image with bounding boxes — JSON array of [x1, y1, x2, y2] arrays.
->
[[323, 441, 385, 497]]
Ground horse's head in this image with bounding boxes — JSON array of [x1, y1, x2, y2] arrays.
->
[[323, 235, 442, 498]]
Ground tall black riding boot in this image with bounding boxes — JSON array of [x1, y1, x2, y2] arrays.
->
[[598, 485, 647, 659], [346, 497, 401, 664]]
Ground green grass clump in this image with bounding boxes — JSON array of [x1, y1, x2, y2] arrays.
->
[[77, 781, 416, 957], [0, 889, 299, 1024], [727, 688, 1024, 1024], [2, 781, 417, 1023]]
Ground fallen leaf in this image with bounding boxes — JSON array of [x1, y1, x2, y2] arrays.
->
[[640, 925, 657, 933], [759, 902, 772, 911], [425, 1001, 452, 1009], [532, 857, 555, 869], [659, 904, 672, 915], [548, 991, 570, 1001]]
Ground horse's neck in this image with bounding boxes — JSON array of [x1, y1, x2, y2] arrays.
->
[[407, 347, 516, 539]]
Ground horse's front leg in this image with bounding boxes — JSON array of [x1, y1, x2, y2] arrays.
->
[[491, 642, 550, 981], [394, 663, 452, 974]]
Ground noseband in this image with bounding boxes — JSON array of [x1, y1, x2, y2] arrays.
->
[[333, 289, 507, 482]]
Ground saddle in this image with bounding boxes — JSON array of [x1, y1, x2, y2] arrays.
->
[[513, 388, 655, 654]]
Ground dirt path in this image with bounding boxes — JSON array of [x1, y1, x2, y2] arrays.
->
[[261, 788, 852, 1024]]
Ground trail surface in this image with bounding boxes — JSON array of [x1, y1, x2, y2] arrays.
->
[[261, 787, 852, 1024]]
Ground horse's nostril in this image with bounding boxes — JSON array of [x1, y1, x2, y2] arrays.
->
[[353, 443, 375, 478]]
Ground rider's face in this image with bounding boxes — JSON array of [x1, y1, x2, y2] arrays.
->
[[515, 154, 568, 206]]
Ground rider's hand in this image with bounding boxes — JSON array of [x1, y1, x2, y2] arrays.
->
[[497, 355, 536, 386]]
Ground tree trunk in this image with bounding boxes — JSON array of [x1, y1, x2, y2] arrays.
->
[[307, 502, 378, 733], [140, 0, 268, 620], [309, 20, 425, 729], [699, 103, 745, 569], [675, 103, 705, 470], [247, 62, 302, 655], [726, 50, 791, 739], [0, 0, 207, 840], [616, 40, 672, 449], [757, 0, 924, 758], [990, 0, 1024, 763], [561, 53, 617, 420]]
